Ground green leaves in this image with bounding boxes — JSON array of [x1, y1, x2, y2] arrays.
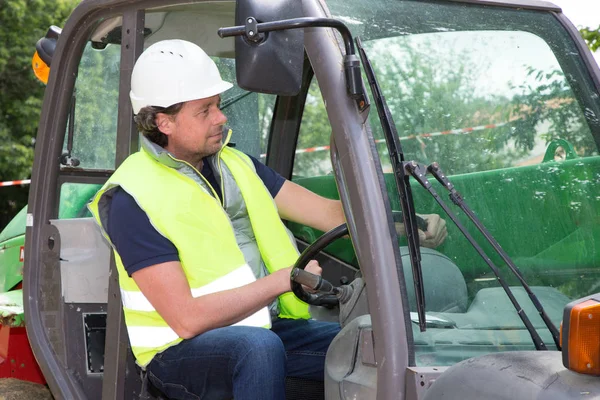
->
[[580, 26, 600, 53], [0, 0, 78, 228]]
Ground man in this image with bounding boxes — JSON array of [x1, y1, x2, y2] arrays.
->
[[89, 39, 446, 400]]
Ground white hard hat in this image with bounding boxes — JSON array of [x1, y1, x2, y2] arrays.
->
[[130, 39, 233, 114]]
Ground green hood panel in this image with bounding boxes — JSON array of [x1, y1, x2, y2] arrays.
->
[[0, 205, 27, 243], [0, 234, 25, 292]]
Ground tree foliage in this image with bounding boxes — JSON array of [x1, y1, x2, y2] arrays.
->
[[0, 0, 77, 228], [580, 25, 600, 53], [293, 33, 596, 178]]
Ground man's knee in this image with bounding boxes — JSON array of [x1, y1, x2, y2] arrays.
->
[[233, 327, 286, 373]]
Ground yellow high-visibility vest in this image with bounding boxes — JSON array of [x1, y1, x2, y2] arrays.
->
[[89, 140, 309, 367]]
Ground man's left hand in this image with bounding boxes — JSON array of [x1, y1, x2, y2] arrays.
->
[[394, 213, 448, 249], [417, 213, 447, 248]]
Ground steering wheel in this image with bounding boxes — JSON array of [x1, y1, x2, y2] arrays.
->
[[291, 223, 348, 306]]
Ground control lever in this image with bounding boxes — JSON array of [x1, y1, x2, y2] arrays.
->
[[290, 268, 353, 304]]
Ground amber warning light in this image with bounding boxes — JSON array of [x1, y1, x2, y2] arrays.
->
[[562, 294, 600, 375], [32, 51, 50, 84]]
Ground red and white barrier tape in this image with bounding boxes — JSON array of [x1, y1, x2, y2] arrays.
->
[[260, 120, 509, 158], [395, 121, 508, 141], [0, 122, 511, 182], [0, 179, 31, 187]]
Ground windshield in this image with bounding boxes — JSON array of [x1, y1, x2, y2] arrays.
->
[[68, 3, 276, 170], [322, 0, 600, 366]]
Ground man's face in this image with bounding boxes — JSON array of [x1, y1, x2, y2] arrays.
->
[[159, 95, 227, 164]]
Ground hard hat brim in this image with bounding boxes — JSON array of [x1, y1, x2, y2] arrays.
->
[[130, 80, 233, 114]]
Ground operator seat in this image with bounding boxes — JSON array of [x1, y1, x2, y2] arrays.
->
[[401, 247, 468, 313]]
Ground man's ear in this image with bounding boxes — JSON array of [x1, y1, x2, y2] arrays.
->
[[155, 113, 175, 136]]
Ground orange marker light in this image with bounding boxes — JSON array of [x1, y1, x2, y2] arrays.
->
[[32, 51, 50, 84], [562, 296, 600, 375]]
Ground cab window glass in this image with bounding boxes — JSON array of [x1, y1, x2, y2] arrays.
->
[[213, 58, 276, 159], [58, 183, 102, 219], [362, 31, 595, 174], [330, 0, 600, 366], [295, 0, 600, 367], [142, 4, 276, 159], [292, 77, 358, 264], [293, 78, 332, 179], [65, 43, 120, 169], [69, 5, 277, 169]]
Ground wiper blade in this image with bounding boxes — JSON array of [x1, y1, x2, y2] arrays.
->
[[427, 162, 561, 350], [404, 161, 548, 351], [409, 312, 457, 329], [356, 37, 427, 332], [221, 91, 253, 110]]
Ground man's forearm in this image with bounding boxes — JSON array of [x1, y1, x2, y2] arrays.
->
[[133, 262, 292, 339], [309, 198, 346, 233], [174, 268, 291, 338], [275, 181, 346, 233]]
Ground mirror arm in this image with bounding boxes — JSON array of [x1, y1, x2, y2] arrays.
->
[[218, 17, 368, 109], [219, 17, 354, 55]]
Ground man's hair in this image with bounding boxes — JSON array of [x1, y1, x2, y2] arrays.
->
[[134, 102, 184, 147]]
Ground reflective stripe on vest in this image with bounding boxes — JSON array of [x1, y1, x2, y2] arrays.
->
[[120, 263, 258, 311], [124, 263, 270, 349], [89, 139, 308, 367]]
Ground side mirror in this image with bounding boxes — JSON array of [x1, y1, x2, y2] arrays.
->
[[36, 26, 62, 66], [218, 2, 368, 109], [230, 0, 305, 96], [32, 25, 62, 84]]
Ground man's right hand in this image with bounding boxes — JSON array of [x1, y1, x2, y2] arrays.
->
[[302, 260, 323, 293], [284, 260, 323, 292], [134, 260, 310, 339]]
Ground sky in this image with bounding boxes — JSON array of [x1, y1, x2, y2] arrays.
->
[[548, 0, 600, 64]]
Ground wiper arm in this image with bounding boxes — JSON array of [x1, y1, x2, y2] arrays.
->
[[59, 89, 80, 167], [356, 37, 427, 332], [404, 161, 548, 351], [427, 162, 561, 350], [221, 91, 254, 110]]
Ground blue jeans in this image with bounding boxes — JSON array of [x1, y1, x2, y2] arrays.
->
[[147, 318, 341, 400]]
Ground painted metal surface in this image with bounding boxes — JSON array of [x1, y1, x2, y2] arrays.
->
[[0, 327, 46, 384], [0, 288, 45, 384], [0, 206, 27, 243]]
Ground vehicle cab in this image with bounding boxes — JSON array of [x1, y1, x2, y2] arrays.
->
[[23, 0, 600, 398]]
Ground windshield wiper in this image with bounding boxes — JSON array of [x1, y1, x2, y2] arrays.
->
[[356, 37, 427, 331], [403, 161, 551, 351], [410, 312, 457, 329], [59, 89, 80, 167], [355, 38, 558, 350], [426, 162, 561, 349], [221, 91, 254, 110]]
